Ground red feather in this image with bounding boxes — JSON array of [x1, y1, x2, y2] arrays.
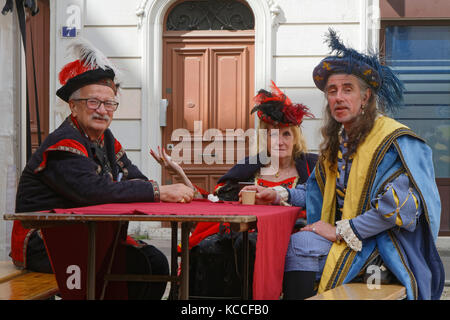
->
[[283, 103, 314, 125], [253, 80, 314, 126], [270, 80, 292, 105], [254, 81, 288, 105], [58, 59, 91, 85]]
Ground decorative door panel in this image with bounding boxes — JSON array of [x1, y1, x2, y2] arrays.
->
[[172, 48, 209, 134], [162, 31, 254, 190], [210, 47, 248, 131]]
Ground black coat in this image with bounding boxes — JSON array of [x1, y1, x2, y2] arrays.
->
[[16, 116, 159, 213], [215, 152, 318, 201]]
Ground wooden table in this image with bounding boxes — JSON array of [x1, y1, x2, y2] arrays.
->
[[4, 212, 257, 300]]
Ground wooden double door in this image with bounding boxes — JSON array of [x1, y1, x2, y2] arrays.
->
[[162, 30, 255, 193]]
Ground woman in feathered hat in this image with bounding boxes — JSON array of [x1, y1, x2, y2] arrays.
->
[[283, 29, 444, 300], [151, 81, 317, 298], [153, 81, 317, 206], [235, 80, 317, 206]]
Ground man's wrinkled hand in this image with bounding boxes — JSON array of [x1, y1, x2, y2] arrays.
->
[[160, 183, 194, 203]]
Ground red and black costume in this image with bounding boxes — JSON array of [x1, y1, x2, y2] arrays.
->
[[11, 115, 160, 269], [10, 38, 169, 299]]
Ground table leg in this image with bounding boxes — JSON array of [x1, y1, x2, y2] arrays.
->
[[169, 221, 179, 299], [100, 221, 124, 300], [87, 221, 96, 300], [179, 222, 191, 300], [242, 230, 249, 299]]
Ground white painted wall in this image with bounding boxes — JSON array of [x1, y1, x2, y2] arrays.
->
[[273, 0, 364, 152], [0, 12, 21, 260]]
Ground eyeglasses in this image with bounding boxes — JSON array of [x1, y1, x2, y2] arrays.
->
[[72, 98, 119, 112]]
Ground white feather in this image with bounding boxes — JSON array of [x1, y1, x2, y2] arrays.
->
[[65, 38, 122, 85]]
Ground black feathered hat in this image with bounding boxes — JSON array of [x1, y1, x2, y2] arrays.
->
[[56, 38, 120, 102], [251, 81, 313, 127]]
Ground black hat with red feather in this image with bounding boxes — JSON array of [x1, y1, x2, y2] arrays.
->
[[56, 38, 120, 102], [251, 81, 313, 127]]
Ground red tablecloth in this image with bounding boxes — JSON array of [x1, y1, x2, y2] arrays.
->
[[49, 199, 299, 300]]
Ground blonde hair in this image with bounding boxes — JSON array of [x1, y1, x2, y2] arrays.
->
[[257, 120, 308, 159]]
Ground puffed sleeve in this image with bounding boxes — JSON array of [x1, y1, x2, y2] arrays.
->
[[343, 173, 422, 242], [287, 183, 307, 207]]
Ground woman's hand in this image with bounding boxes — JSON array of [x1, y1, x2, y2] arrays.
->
[[301, 220, 338, 242], [150, 146, 195, 190], [239, 185, 278, 205], [150, 146, 182, 176]]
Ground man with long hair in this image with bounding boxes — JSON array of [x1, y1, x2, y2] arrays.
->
[[283, 29, 444, 300]]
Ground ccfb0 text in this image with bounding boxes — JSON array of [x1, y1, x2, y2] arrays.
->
[[225, 304, 269, 315], [180, 304, 269, 317]]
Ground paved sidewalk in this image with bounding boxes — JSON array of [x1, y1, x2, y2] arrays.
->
[[436, 237, 450, 300]]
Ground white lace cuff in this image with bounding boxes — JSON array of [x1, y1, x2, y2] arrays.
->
[[336, 219, 362, 252], [270, 186, 291, 206]]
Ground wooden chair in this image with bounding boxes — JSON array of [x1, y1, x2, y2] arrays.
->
[[307, 282, 406, 300], [0, 261, 26, 282], [0, 261, 59, 300]]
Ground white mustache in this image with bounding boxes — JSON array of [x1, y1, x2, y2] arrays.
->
[[91, 114, 110, 121]]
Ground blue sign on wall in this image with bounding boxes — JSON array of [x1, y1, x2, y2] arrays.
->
[[62, 26, 77, 38]]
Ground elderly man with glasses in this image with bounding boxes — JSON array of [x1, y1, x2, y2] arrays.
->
[[11, 39, 194, 299]]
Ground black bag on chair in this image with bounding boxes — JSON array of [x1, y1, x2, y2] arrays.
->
[[362, 254, 396, 285], [125, 241, 169, 300], [353, 249, 398, 285], [189, 228, 257, 299], [125, 243, 153, 300]]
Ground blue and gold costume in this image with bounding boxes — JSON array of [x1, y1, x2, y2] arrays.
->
[[284, 29, 445, 300], [304, 116, 444, 299]]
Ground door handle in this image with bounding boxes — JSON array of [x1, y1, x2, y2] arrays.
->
[[160, 99, 169, 127], [186, 101, 196, 108]]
